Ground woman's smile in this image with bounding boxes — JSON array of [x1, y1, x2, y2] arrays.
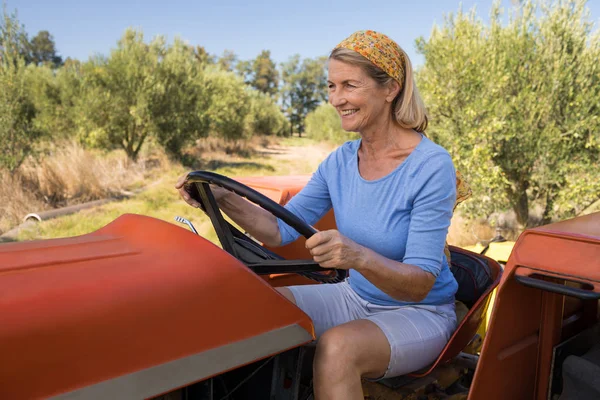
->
[[341, 109, 359, 117]]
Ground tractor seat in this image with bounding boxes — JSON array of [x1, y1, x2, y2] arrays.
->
[[407, 245, 503, 377], [377, 245, 503, 391]]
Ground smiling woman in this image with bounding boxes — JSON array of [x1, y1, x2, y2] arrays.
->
[[328, 30, 428, 134], [178, 29, 466, 400]]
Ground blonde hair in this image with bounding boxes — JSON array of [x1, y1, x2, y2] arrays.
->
[[329, 47, 428, 132]]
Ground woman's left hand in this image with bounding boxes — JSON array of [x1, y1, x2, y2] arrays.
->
[[305, 230, 366, 270]]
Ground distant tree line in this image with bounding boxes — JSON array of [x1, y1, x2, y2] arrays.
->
[[0, 7, 328, 170], [2, 0, 598, 226]]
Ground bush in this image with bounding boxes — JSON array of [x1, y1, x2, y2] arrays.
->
[[0, 11, 43, 172], [305, 103, 359, 144], [25, 62, 82, 141], [203, 66, 251, 140], [245, 90, 289, 136], [153, 38, 210, 157]]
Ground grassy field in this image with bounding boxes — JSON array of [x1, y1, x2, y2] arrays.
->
[[15, 136, 334, 243], [9, 135, 504, 248]]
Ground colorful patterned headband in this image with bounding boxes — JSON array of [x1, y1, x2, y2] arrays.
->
[[334, 30, 406, 89]]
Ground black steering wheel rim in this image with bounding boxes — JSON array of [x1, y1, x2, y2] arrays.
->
[[184, 171, 347, 283]]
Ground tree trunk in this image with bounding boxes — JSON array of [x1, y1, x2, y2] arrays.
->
[[513, 190, 529, 228], [124, 137, 137, 162], [541, 191, 556, 225]]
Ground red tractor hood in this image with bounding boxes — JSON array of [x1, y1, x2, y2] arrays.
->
[[0, 214, 314, 399]]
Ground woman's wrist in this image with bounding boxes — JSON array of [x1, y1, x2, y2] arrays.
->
[[353, 245, 372, 272]]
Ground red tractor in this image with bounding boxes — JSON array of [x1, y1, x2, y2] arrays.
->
[[1, 171, 598, 399]]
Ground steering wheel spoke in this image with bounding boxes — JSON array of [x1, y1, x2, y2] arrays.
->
[[195, 182, 237, 257]]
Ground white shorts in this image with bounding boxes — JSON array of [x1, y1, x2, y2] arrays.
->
[[288, 281, 457, 378]]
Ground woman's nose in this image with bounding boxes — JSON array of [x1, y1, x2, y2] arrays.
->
[[329, 92, 346, 107]]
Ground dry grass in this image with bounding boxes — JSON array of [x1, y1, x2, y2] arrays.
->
[[447, 212, 522, 247], [0, 142, 172, 235], [4, 136, 527, 247], [11, 136, 331, 242], [185, 136, 276, 167], [0, 170, 46, 235]]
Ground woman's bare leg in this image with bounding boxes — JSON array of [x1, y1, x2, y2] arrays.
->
[[313, 319, 391, 400]]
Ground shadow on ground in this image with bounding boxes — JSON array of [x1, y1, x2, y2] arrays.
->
[[192, 160, 276, 172]]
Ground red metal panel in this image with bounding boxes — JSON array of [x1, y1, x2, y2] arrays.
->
[[469, 212, 600, 400], [0, 214, 313, 399]]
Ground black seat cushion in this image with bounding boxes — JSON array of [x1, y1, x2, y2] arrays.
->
[[449, 250, 494, 308], [559, 344, 600, 400]]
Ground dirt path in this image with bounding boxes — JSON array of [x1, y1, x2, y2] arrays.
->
[[257, 141, 335, 173], [262, 143, 332, 161]]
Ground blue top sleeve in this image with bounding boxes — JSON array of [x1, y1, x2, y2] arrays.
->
[[402, 153, 456, 277], [277, 160, 333, 245]]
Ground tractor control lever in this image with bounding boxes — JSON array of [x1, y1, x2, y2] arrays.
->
[[175, 216, 199, 235]]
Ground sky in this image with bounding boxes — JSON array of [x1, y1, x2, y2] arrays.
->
[[7, 0, 600, 67]]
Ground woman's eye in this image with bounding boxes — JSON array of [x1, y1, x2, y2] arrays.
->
[[346, 83, 356, 89]]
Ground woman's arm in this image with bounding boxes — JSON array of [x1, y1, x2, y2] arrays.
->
[[175, 175, 282, 247], [215, 191, 283, 247], [175, 159, 333, 247], [307, 231, 435, 301], [357, 247, 436, 302]]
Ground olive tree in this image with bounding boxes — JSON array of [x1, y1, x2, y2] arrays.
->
[[0, 10, 41, 172], [280, 55, 328, 136], [417, 0, 600, 226], [78, 30, 210, 160]]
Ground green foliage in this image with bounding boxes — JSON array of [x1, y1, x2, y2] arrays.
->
[[203, 66, 251, 140], [76, 29, 164, 160], [236, 59, 252, 84], [0, 9, 42, 172], [234, 51, 279, 100], [198, 63, 289, 139], [153, 38, 210, 156], [25, 61, 82, 140], [305, 103, 359, 144], [191, 45, 215, 65], [29, 30, 62, 67], [76, 30, 210, 160], [245, 90, 289, 136], [217, 49, 237, 72], [417, 0, 600, 226], [0, 6, 31, 63], [280, 55, 328, 135], [1, 13, 290, 164], [250, 50, 279, 98]]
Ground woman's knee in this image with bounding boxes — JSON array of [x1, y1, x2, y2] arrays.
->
[[315, 327, 358, 368], [314, 321, 391, 379]]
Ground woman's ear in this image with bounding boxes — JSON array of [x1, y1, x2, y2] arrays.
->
[[386, 80, 401, 103]]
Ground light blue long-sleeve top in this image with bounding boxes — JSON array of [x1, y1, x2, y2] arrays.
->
[[277, 135, 459, 306]]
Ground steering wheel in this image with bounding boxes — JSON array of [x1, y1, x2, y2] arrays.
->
[[184, 171, 347, 284]]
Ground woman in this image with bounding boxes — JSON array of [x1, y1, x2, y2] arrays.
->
[[176, 30, 459, 400]]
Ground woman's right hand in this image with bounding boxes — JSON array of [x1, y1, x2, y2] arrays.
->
[[175, 173, 232, 208]]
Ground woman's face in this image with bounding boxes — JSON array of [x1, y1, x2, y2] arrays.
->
[[327, 59, 396, 134]]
